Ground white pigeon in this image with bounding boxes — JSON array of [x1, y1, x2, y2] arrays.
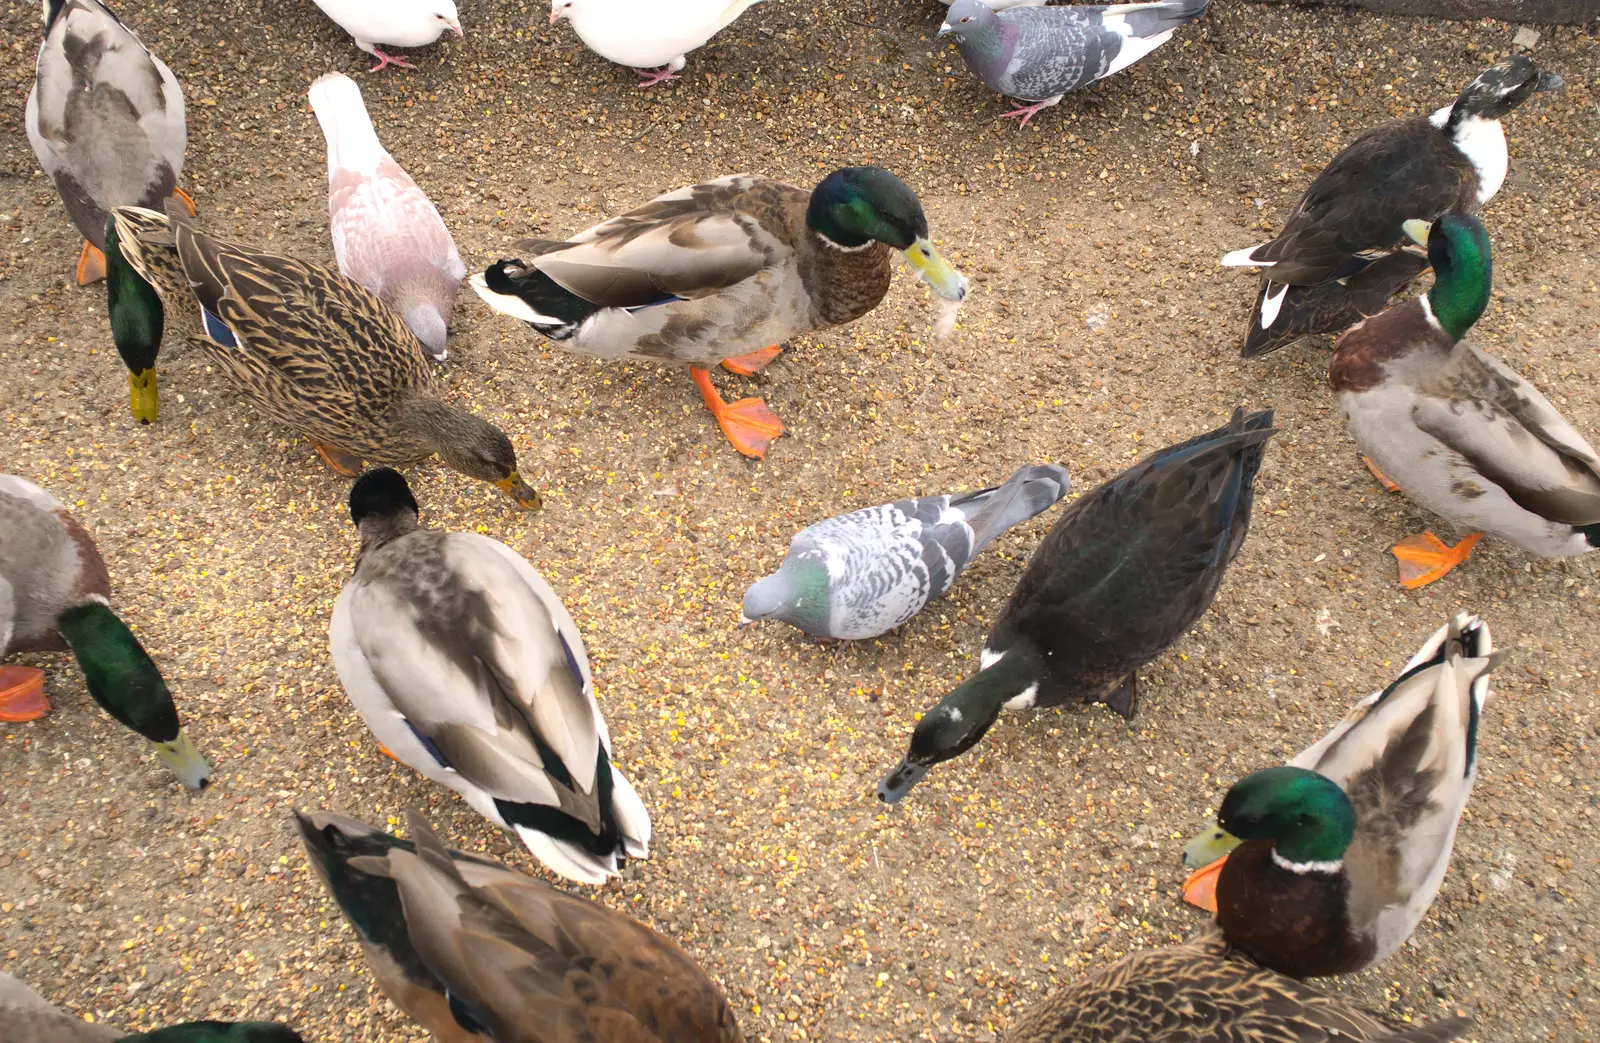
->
[[308, 72, 464, 361], [310, 0, 463, 72], [549, 0, 764, 87]]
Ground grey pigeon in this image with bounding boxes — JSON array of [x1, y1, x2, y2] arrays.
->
[[741, 463, 1071, 640], [938, 0, 1210, 126]]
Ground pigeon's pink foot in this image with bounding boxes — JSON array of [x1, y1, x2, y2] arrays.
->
[[999, 99, 1058, 128], [635, 66, 681, 88], [367, 48, 416, 72]]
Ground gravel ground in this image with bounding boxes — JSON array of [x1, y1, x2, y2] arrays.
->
[[1, 1, 1598, 1040]]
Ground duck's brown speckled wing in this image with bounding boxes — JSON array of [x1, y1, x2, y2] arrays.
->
[[110, 205, 211, 343], [162, 201, 436, 457], [1005, 934, 1468, 1043], [298, 810, 742, 1043]]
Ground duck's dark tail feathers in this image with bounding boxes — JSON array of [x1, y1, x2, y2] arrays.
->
[[965, 463, 1074, 555], [1241, 253, 1430, 359], [1112, 0, 1209, 37], [471, 261, 600, 340]]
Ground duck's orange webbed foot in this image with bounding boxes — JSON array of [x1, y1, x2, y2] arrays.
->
[[1361, 455, 1401, 493], [720, 344, 784, 376], [1393, 531, 1483, 589], [1181, 854, 1227, 914], [76, 240, 106, 285], [0, 666, 49, 723], [313, 441, 364, 476], [690, 366, 784, 459]]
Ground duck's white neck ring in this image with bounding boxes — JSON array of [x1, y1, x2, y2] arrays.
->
[[814, 231, 876, 253], [1272, 849, 1344, 875]]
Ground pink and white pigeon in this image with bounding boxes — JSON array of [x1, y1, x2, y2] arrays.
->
[[308, 73, 464, 361]]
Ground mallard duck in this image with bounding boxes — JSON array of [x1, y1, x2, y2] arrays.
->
[[1332, 214, 1600, 588], [0, 974, 304, 1043], [25, 0, 193, 286], [0, 474, 210, 788], [937, 0, 1210, 128], [1181, 614, 1497, 979], [470, 166, 968, 459], [1224, 56, 1561, 359], [740, 463, 1071, 640], [308, 72, 465, 361], [309, 0, 463, 72], [877, 408, 1274, 803], [1005, 930, 1471, 1042], [330, 469, 650, 884], [549, 0, 764, 88], [106, 202, 539, 508], [297, 808, 742, 1042]]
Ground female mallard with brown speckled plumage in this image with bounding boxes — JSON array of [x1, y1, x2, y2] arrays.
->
[[1331, 214, 1600, 588], [469, 166, 968, 459], [1180, 614, 1497, 980], [105, 201, 539, 508], [1005, 929, 1470, 1042], [298, 808, 743, 1043]]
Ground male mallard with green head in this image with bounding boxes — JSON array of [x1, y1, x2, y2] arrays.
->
[[0, 474, 210, 787], [1331, 213, 1600, 588], [26, 0, 196, 286], [470, 166, 968, 459], [1182, 614, 1497, 979], [106, 201, 540, 509]]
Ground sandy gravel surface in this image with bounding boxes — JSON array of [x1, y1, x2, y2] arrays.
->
[[1, 0, 1597, 1040]]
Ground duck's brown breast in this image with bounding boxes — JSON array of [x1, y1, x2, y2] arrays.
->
[[1216, 840, 1377, 979]]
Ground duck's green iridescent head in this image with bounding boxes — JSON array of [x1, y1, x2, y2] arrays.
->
[[807, 166, 968, 302], [1403, 214, 1492, 342], [1205, 765, 1356, 867], [105, 214, 164, 424]]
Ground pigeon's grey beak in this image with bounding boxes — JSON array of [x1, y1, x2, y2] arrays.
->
[[937, 21, 953, 36], [1536, 71, 1563, 92], [548, 6, 563, 25], [903, 237, 968, 303], [737, 614, 755, 628]]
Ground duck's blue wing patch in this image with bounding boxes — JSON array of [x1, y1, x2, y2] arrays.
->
[[201, 307, 238, 348]]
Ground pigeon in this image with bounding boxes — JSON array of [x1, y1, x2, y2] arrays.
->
[[550, 0, 764, 88], [938, 0, 1210, 127], [310, 0, 463, 72], [308, 72, 465, 361], [741, 463, 1072, 641]]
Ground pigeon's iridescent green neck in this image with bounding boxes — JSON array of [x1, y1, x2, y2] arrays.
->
[[956, 18, 1006, 65]]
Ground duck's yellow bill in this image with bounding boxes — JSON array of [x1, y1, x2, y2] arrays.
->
[[1401, 219, 1433, 248], [154, 729, 212, 790], [495, 472, 543, 511], [903, 238, 969, 302], [129, 368, 159, 425]]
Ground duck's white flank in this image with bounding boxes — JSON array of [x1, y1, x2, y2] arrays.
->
[[979, 647, 1003, 669], [1429, 104, 1508, 204], [1003, 682, 1039, 711]]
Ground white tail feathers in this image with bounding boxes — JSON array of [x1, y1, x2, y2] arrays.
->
[[611, 765, 652, 856], [308, 72, 387, 176], [1222, 244, 1273, 267], [469, 271, 563, 326]]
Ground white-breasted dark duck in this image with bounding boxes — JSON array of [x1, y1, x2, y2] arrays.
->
[[877, 408, 1275, 803], [330, 469, 650, 884], [470, 166, 967, 459], [1181, 614, 1498, 979], [297, 808, 743, 1042], [25, 0, 194, 286], [1223, 56, 1560, 359], [0, 474, 210, 788], [1332, 213, 1600, 588]]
